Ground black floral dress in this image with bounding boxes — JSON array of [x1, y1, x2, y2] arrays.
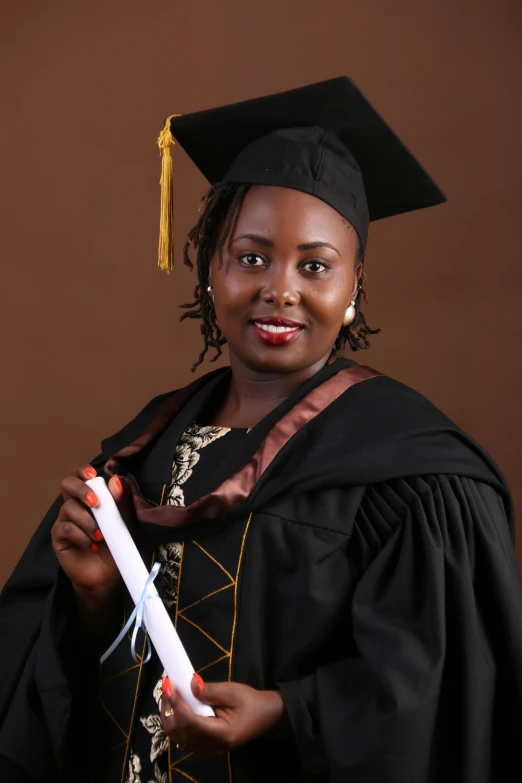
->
[[98, 423, 249, 783]]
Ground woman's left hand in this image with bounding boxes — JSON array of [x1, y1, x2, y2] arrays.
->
[[160, 674, 286, 756]]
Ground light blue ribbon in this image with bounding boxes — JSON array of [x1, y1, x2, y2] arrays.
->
[[100, 562, 161, 665]]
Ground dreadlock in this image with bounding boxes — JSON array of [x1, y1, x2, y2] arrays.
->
[[180, 182, 381, 371], [328, 259, 382, 364], [179, 182, 251, 371]]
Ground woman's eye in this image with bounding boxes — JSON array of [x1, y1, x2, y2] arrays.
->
[[302, 260, 327, 273], [240, 254, 266, 267]]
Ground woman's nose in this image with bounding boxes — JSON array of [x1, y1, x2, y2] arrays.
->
[[259, 271, 300, 307]]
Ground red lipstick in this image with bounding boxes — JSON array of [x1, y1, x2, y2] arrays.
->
[[251, 316, 304, 346]]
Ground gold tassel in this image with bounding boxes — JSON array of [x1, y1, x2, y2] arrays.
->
[[157, 114, 180, 273]]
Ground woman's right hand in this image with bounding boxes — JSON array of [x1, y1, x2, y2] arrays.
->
[[51, 465, 131, 598]]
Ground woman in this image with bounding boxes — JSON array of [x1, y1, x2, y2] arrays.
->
[[1, 77, 521, 783]]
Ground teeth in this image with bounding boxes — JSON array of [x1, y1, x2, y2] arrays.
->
[[254, 322, 300, 333]]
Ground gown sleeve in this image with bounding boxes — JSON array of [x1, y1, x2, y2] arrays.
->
[[278, 475, 522, 783], [0, 395, 172, 781], [0, 456, 110, 780], [0, 495, 63, 724], [0, 497, 120, 781]]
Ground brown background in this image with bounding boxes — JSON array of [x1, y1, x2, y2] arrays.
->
[[1, 0, 521, 587]]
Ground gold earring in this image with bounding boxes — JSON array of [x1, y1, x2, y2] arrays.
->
[[206, 285, 214, 301], [343, 300, 356, 327]]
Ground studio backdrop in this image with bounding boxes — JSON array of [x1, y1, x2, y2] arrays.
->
[[1, 0, 521, 586]]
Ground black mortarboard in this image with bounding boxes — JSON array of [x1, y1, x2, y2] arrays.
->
[[156, 77, 446, 272]]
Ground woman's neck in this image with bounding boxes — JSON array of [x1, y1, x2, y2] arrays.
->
[[207, 354, 331, 429]]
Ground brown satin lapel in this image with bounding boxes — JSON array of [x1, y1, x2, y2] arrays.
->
[[254, 364, 380, 477], [110, 364, 381, 528]]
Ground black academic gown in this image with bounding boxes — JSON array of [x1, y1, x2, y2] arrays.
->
[[1, 358, 521, 783]]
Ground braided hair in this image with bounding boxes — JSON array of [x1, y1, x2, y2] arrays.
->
[[180, 182, 380, 371]]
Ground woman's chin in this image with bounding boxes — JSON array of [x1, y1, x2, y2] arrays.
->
[[230, 345, 330, 375]]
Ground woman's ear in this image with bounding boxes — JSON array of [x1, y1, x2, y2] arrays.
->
[[352, 263, 364, 298]]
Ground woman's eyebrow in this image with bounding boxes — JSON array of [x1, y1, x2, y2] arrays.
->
[[297, 241, 341, 258], [232, 234, 341, 258], [232, 233, 273, 247]]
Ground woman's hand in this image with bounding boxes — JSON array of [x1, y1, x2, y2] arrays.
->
[[160, 674, 286, 756], [51, 464, 134, 599]]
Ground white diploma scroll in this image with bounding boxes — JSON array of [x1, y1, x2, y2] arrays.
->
[[86, 476, 214, 717]]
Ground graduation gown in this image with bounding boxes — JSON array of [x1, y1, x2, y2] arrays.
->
[[1, 358, 521, 783]]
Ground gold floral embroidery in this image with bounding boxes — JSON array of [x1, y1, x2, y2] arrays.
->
[[125, 754, 142, 783], [149, 762, 168, 783], [156, 543, 183, 608], [153, 674, 165, 706], [139, 715, 168, 762], [165, 423, 231, 506]]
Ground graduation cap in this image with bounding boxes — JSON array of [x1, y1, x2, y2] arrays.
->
[[157, 76, 446, 272]]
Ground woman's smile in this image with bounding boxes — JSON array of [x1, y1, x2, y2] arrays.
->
[[251, 316, 305, 346]]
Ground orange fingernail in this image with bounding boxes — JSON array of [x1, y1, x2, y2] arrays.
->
[[162, 677, 172, 699], [86, 492, 98, 508], [94, 529, 104, 542], [193, 672, 204, 687], [84, 466, 97, 479], [114, 475, 123, 492], [90, 542, 100, 553]]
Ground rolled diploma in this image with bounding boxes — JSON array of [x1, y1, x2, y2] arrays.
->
[[86, 476, 214, 717]]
